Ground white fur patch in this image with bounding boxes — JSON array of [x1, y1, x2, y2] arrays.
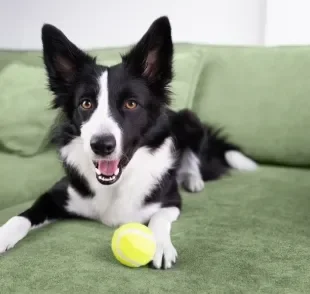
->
[[65, 137, 176, 227], [30, 220, 52, 231], [60, 137, 99, 188], [0, 216, 31, 253], [225, 151, 258, 171], [148, 207, 180, 269], [80, 70, 122, 160], [177, 148, 204, 192]]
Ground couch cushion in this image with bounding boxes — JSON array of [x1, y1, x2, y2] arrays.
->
[[0, 63, 58, 156], [0, 148, 63, 210], [0, 166, 309, 293], [192, 45, 310, 167]]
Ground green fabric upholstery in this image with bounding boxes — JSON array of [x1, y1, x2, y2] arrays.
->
[[0, 166, 309, 293], [192, 45, 310, 167], [1, 44, 310, 293], [0, 148, 63, 210], [0, 63, 58, 156]]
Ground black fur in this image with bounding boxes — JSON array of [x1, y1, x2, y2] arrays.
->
[[20, 179, 73, 226], [169, 109, 244, 182]]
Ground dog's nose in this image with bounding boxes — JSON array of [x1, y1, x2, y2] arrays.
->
[[90, 135, 116, 156]]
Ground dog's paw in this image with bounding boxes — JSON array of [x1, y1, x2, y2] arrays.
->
[[152, 239, 177, 270], [183, 175, 205, 193], [0, 216, 31, 254], [148, 208, 180, 269]]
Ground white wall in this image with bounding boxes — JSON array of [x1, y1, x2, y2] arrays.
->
[[0, 0, 266, 49], [265, 0, 310, 45], [2, 0, 310, 49]]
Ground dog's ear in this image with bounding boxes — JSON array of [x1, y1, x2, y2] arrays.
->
[[41, 24, 94, 94], [122, 16, 173, 89]]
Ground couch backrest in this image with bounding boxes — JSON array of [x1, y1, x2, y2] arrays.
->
[[192, 45, 310, 167], [1, 44, 310, 167]]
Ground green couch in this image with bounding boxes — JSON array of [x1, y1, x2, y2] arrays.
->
[[1, 44, 310, 293]]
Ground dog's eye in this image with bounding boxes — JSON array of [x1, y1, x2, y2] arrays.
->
[[124, 100, 138, 110], [80, 99, 93, 110]]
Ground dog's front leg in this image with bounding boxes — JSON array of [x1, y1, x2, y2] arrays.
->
[[148, 206, 180, 269], [0, 180, 76, 253]]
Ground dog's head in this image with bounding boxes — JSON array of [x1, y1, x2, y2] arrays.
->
[[42, 16, 173, 185]]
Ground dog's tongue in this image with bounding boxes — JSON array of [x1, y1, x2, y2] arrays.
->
[[98, 160, 119, 176]]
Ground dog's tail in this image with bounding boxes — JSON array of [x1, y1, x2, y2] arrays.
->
[[171, 109, 257, 191], [199, 125, 257, 181]]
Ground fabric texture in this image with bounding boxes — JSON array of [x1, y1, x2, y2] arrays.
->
[[0, 148, 64, 210], [0, 166, 309, 293], [192, 45, 310, 167], [0, 63, 58, 156]]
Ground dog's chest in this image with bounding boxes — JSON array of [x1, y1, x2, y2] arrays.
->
[[66, 137, 175, 227], [91, 186, 160, 227]]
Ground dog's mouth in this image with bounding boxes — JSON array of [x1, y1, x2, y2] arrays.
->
[[93, 159, 122, 185]]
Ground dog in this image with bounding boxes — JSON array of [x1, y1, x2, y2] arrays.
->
[[0, 16, 257, 269]]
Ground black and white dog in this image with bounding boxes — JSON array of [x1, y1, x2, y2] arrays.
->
[[0, 17, 257, 269]]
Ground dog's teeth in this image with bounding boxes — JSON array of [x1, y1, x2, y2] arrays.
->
[[115, 168, 119, 176], [97, 172, 118, 183]]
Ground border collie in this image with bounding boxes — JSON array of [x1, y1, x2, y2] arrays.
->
[[0, 16, 257, 269]]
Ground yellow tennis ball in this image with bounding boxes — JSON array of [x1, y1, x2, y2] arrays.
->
[[111, 223, 156, 268]]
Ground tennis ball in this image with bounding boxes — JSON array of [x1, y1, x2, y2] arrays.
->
[[111, 223, 156, 268]]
